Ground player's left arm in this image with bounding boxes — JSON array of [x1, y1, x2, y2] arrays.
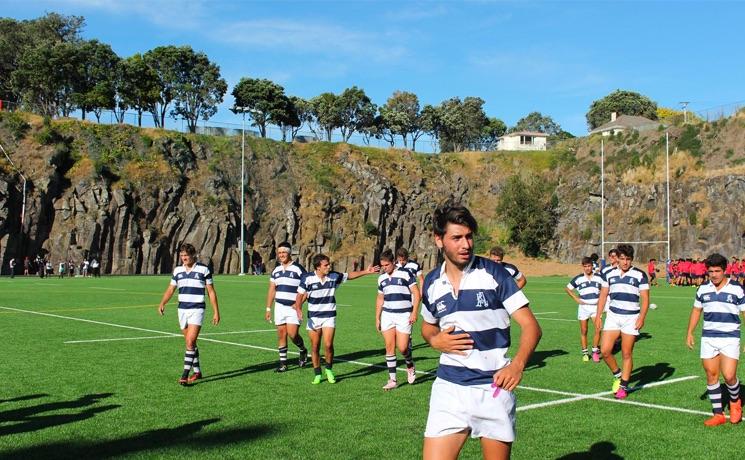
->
[[635, 288, 650, 330], [206, 284, 220, 325], [409, 283, 421, 325], [347, 264, 381, 280], [493, 306, 542, 391], [516, 274, 527, 289]]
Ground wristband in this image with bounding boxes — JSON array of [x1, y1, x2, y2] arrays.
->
[[266, 307, 271, 311]]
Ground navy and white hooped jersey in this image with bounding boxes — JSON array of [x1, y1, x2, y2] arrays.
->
[[397, 260, 423, 279], [694, 280, 745, 339], [270, 261, 306, 307], [601, 266, 649, 315], [170, 263, 213, 309], [297, 271, 348, 319], [600, 264, 616, 281], [378, 268, 416, 313], [421, 256, 530, 387], [500, 262, 524, 283], [567, 274, 604, 305]]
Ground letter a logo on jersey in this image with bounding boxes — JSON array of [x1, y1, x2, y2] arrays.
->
[[475, 292, 489, 309]]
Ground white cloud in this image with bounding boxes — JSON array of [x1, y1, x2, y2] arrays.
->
[[55, 0, 208, 29]]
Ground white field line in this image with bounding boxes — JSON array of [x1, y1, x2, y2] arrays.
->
[[3, 304, 708, 415], [518, 376, 703, 415], [89, 287, 126, 291], [532, 312, 558, 315], [64, 329, 277, 344], [536, 318, 576, 322]]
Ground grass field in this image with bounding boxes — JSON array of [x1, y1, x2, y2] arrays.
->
[[0, 273, 738, 459]]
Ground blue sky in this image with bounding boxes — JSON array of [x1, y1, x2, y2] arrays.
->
[[6, 0, 745, 146]]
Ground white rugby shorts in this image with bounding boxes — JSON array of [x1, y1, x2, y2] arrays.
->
[[577, 304, 597, 321], [178, 308, 204, 329], [274, 304, 300, 326], [306, 316, 336, 331], [380, 310, 412, 334], [701, 337, 740, 360], [425, 378, 516, 442], [603, 311, 639, 336]]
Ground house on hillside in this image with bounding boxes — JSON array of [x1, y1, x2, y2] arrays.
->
[[497, 131, 548, 151], [590, 112, 661, 136]]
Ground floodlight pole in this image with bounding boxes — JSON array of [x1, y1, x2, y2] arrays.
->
[[239, 109, 246, 276], [665, 131, 671, 263], [600, 139, 605, 259], [0, 142, 26, 230]]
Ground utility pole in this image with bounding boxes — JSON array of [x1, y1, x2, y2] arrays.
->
[[679, 101, 690, 124]]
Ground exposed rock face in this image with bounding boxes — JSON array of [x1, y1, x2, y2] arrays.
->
[[2, 118, 745, 275]]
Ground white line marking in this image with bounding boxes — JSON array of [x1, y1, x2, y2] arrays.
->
[[532, 312, 558, 315], [64, 329, 277, 344], [90, 287, 126, 291], [536, 318, 576, 322]]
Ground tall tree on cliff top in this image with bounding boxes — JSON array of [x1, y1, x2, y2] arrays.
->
[[586, 90, 658, 130], [310, 92, 340, 141], [170, 49, 227, 133], [511, 111, 561, 136], [437, 96, 489, 152], [74, 40, 120, 122], [337, 86, 376, 143], [116, 53, 160, 126], [380, 90, 421, 149], [231, 77, 287, 138]]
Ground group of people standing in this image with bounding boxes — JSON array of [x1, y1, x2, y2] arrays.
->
[[160, 204, 542, 459], [7, 255, 101, 278]]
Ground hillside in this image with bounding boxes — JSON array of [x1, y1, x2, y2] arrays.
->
[[1, 112, 745, 274]]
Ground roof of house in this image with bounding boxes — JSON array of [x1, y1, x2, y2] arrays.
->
[[590, 115, 660, 134], [501, 131, 548, 138]]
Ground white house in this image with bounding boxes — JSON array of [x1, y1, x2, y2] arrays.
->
[[497, 131, 548, 151], [589, 112, 660, 136]]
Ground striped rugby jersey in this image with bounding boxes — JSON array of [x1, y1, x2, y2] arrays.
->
[[567, 273, 604, 305], [297, 271, 348, 319], [601, 266, 649, 315], [170, 263, 213, 309], [378, 268, 416, 313], [270, 261, 306, 307], [600, 264, 617, 281], [421, 256, 530, 386], [500, 261, 524, 283], [397, 260, 423, 279], [694, 280, 745, 339]]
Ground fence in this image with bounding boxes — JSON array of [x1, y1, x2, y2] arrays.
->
[[694, 100, 745, 122]]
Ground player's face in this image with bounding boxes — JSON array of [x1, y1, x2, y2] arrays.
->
[[316, 259, 330, 276], [277, 248, 291, 264], [180, 251, 195, 267], [609, 253, 618, 265], [582, 263, 593, 276], [617, 254, 632, 271], [490, 254, 502, 263], [435, 223, 474, 269], [397, 256, 406, 266], [708, 266, 725, 286], [380, 259, 395, 275]]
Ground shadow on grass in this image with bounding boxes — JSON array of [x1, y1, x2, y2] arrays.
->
[[2, 418, 277, 459], [0, 394, 49, 404], [629, 362, 675, 389], [0, 393, 119, 436], [556, 441, 623, 459], [196, 360, 279, 384], [611, 332, 652, 354], [526, 349, 569, 370]]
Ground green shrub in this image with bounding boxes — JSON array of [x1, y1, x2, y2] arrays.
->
[[688, 211, 697, 225], [0, 112, 30, 140], [677, 125, 702, 157], [364, 221, 378, 237]]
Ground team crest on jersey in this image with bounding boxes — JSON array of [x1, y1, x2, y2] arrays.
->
[[397, 278, 403, 285], [704, 295, 711, 301], [475, 291, 489, 308], [436, 301, 447, 313], [728, 294, 734, 303]]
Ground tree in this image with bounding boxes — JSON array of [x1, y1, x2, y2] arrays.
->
[[496, 175, 558, 257], [511, 111, 561, 136], [310, 92, 340, 141], [231, 78, 287, 138], [289, 96, 312, 140], [143, 46, 183, 128], [380, 90, 420, 149], [170, 50, 227, 133], [586, 90, 658, 130], [481, 117, 507, 151], [336, 86, 376, 143], [11, 42, 81, 117], [74, 40, 120, 122], [437, 96, 489, 152], [272, 95, 301, 141], [116, 54, 160, 126]]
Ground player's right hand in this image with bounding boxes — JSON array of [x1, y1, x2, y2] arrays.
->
[[296, 309, 303, 321], [264, 310, 271, 322], [686, 334, 695, 349], [158, 305, 165, 316], [376, 318, 381, 332], [431, 326, 473, 355], [593, 316, 602, 330]]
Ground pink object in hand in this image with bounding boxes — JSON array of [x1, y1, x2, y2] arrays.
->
[[491, 383, 501, 398]]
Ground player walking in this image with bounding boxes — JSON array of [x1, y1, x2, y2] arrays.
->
[[421, 203, 541, 460], [686, 253, 744, 426], [295, 254, 378, 384], [565, 257, 603, 362], [264, 242, 309, 372], [376, 249, 421, 390], [489, 246, 527, 289], [158, 243, 220, 385]]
